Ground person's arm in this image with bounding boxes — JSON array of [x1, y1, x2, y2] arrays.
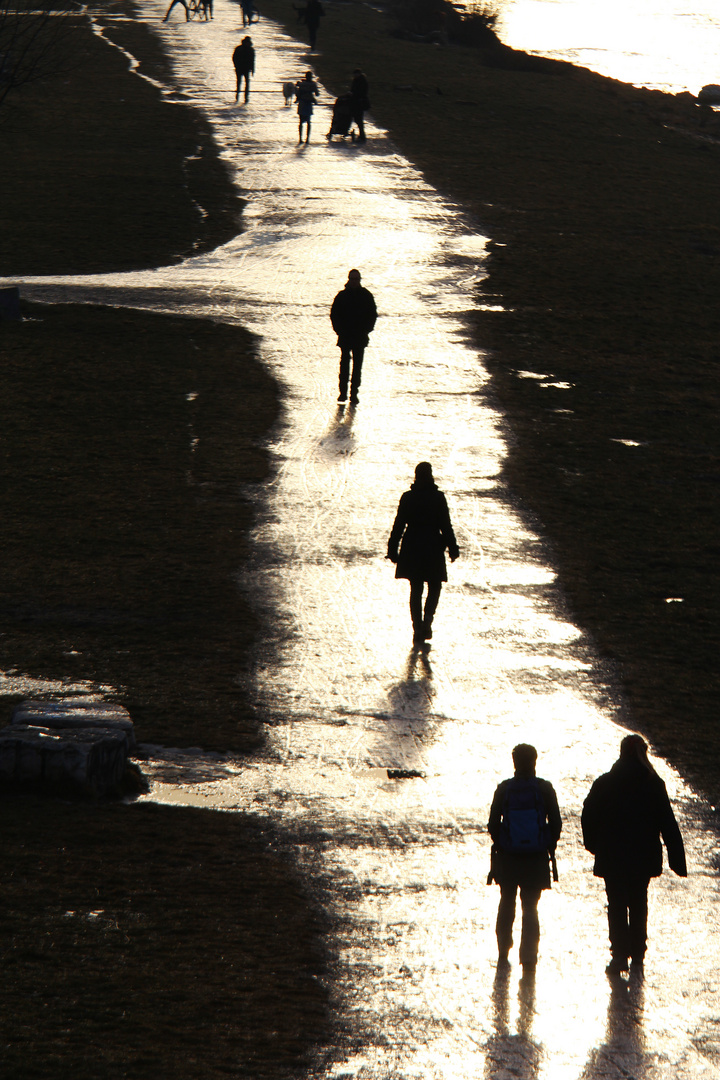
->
[[367, 291, 377, 333], [387, 494, 408, 561], [488, 782, 505, 843], [439, 493, 459, 561], [658, 781, 688, 876], [330, 292, 343, 335], [581, 780, 601, 854], [543, 781, 562, 848]]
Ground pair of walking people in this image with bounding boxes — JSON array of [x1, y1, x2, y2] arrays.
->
[[489, 737, 687, 973]]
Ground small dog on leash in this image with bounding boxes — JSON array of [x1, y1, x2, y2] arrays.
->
[[282, 81, 295, 105]]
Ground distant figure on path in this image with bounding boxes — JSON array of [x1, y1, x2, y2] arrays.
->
[[232, 37, 255, 102], [295, 70, 318, 142], [386, 461, 459, 644], [240, 0, 256, 26], [163, 0, 189, 21], [330, 268, 376, 404], [582, 734, 687, 976], [488, 744, 562, 969], [303, 0, 325, 50], [349, 68, 370, 143]]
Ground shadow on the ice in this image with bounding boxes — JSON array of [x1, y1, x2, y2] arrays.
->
[[579, 974, 648, 1080]]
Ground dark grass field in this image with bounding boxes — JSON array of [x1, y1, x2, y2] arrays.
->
[[0, 303, 278, 750], [0, 798, 330, 1079], [260, 0, 720, 802]]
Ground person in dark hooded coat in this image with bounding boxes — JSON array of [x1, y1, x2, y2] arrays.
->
[[330, 268, 376, 404], [582, 734, 687, 975], [387, 461, 459, 644]]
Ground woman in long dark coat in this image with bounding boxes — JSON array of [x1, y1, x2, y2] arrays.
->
[[387, 462, 459, 644], [582, 734, 687, 975]]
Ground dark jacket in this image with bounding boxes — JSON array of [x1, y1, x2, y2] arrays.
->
[[232, 41, 255, 74], [304, 0, 324, 27], [330, 284, 377, 346], [488, 775, 562, 891], [387, 481, 459, 583], [350, 71, 370, 111], [581, 758, 687, 880]]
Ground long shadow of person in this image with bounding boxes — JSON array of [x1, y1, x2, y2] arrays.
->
[[315, 404, 356, 461], [484, 964, 542, 1080], [385, 647, 435, 725], [579, 972, 648, 1079]]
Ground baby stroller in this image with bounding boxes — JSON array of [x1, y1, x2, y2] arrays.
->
[[326, 93, 356, 142]]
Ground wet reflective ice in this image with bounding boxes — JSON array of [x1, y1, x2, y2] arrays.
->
[[14, 7, 720, 1076]]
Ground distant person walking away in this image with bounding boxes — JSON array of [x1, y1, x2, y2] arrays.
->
[[295, 70, 319, 143], [232, 37, 255, 102], [330, 268, 376, 404], [488, 744, 562, 969], [240, 0, 256, 26], [349, 68, 370, 143], [387, 461, 459, 644], [582, 734, 687, 976], [303, 0, 325, 50], [163, 0, 189, 21]]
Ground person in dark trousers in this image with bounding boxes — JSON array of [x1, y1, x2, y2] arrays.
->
[[295, 70, 319, 143], [349, 68, 369, 142], [387, 461, 459, 644], [232, 37, 255, 102], [330, 268, 376, 403], [303, 0, 325, 50], [163, 0, 189, 21], [240, 0, 256, 25], [582, 734, 687, 976], [488, 744, 562, 969]]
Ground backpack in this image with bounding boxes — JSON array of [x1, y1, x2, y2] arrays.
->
[[498, 778, 551, 854]]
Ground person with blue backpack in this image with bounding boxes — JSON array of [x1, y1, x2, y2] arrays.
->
[[488, 744, 562, 969]]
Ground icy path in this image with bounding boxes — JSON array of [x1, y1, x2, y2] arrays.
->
[[16, 6, 720, 1076]]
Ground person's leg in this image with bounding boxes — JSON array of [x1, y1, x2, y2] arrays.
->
[[244, 73, 250, 102], [298, 119, 304, 143], [627, 878, 649, 964], [305, 119, 311, 143], [423, 582, 442, 639], [496, 884, 517, 960], [349, 345, 364, 402], [604, 877, 630, 969], [353, 109, 366, 142], [409, 579, 424, 641], [518, 886, 542, 967], [309, 22, 317, 48], [338, 345, 351, 401]]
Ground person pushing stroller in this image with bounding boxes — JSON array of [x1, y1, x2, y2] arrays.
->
[[326, 93, 355, 142]]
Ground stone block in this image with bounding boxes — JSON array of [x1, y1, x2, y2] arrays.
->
[[11, 698, 136, 750], [1, 698, 136, 796]]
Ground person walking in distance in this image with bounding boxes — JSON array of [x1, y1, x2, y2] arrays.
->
[[232, 37, 255, 102], [488, 744, 562, 969], [582, 734, 687, 976], [303, 0, 325, 50], [387, 462, 459, 644], [330, 268, 376, 403], [349, 67, 370, 143], [295, 70, 319, 143]]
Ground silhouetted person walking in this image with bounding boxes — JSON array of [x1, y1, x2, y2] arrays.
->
[[330, 268, 376, 403], [303, 0, 325, 50], [295, 70, 319, 143], [163, 0, 189, 21], [488, 744, 562, 969], [240, 0, 256, 25], [350, 68, 369, 143], [582, 734, 687, 976], [387, 461, 459, 644], [232, 37, 255, 102]]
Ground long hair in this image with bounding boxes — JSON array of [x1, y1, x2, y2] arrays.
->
[[619, 733, 655, 772]]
